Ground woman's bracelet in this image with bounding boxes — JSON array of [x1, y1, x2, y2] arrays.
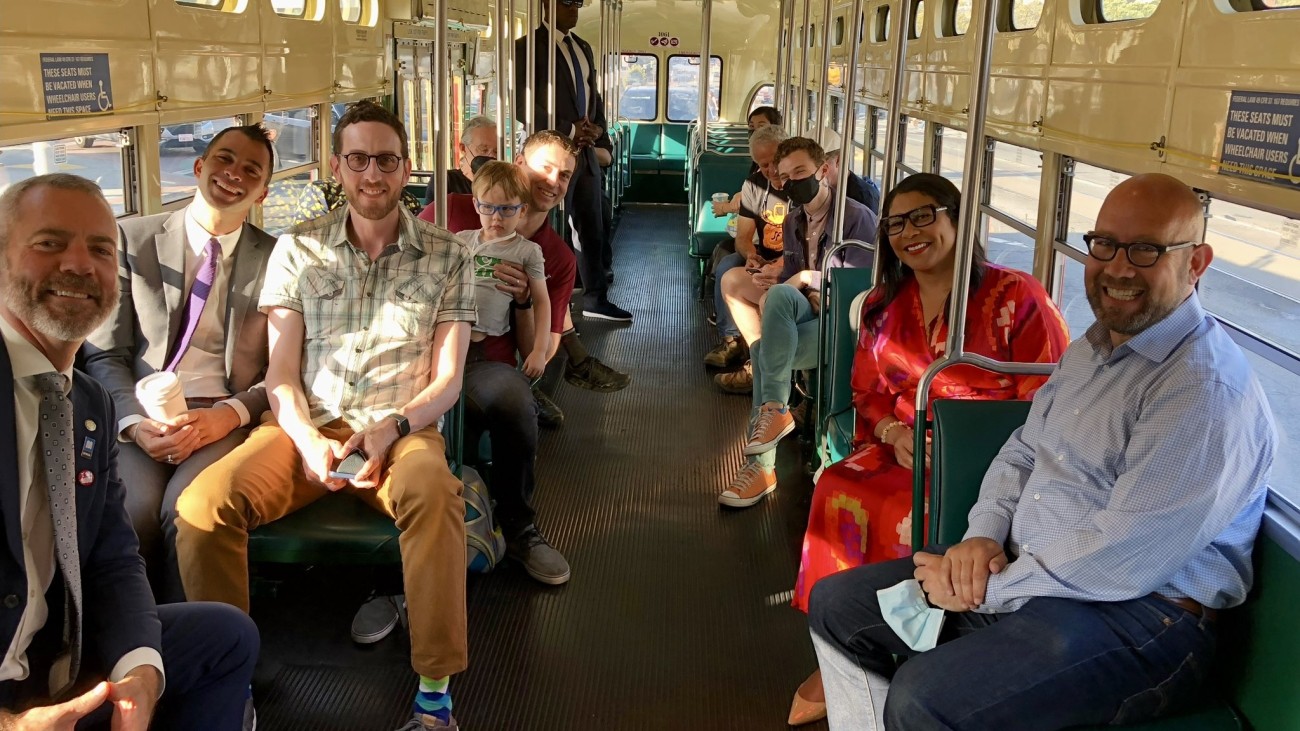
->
[[879, 420, 907, 446]]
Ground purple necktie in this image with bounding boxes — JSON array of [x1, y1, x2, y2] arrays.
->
[[164, 237, 221, 372]]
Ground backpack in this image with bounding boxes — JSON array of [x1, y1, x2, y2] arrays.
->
[[462, 465, 506, 573]]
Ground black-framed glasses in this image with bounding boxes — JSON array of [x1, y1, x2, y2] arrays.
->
[[1082, 234, 1197, 268], [474, 199, 525, 218], [881, 204, 948, 237], [339, 152, 403, 173], [558, 0, 585, 7]]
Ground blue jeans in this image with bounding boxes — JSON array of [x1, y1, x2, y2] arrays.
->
[[808, 550, 1217, 730], [463, 359, 539, 540], [713, 251, 745, 339], [749, 284, 820, 469]]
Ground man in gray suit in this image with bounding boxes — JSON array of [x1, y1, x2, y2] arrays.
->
[[83, 124, 276, 601]]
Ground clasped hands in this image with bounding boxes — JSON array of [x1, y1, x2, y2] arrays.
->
[[912, 537, 1008, 613], [573, 117, 603, 148], [132, 403, 241, 465]]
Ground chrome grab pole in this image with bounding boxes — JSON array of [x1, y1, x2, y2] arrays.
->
[[433, 0, 449, 227], [525, 0, 535, 136], [797, 0, 811, 136], [547, 0, 557, 130], [875, 0, 912, 288], [699, 0, 712, 135], [832, 0, 864, 245], [496, 0, 508, 160], [909, 0, 1003, 550], [814, 0, 832, 140], [504, 0, 517, 160], [773, 0, 789, 113]]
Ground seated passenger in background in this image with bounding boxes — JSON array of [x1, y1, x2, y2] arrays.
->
[[786, 173, 1070, 726], [82, 124, 276, 603], [705, 124, 791, 371], [1, 174, 257, 731], [824, 148, 880, 214], [809, 174, 1277, 730], [717, 136, 876, 505], [174, 101, 475, 731], [293, 176, 424, 222], [435, 131, 583, 585], [423, 116, 497, 206]]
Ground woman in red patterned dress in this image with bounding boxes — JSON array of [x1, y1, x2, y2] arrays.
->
[[787, 173, 1071, 725]]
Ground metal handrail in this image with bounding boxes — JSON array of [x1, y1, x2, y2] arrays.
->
[[815, 237, 876, 435]]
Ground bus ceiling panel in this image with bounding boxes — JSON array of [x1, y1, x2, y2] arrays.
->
[[575, 0, 779, 56], [1182, 0, 1300, 73], [0, 0, 152, 42], [0, 41, 155, 128]]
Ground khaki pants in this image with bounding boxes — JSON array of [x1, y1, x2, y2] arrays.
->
[[175, 415, 468, 677]]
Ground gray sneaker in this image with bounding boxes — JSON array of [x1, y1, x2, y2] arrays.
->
[[350, 593, 405, 644], [396, 713, 458, 730], [508, 525, 571, 585], [242, 692, 256, 731]]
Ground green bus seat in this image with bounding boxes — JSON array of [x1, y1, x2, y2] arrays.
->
[[926, 399, 1300, 731], [248, 401, 464, 566], [661, 123, 690, 173], [814, 267, 875, 471], [626, 122, 661, 175], [689, 152, 752, 256]]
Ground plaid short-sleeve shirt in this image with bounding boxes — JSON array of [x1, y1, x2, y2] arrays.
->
[[260, 205, 476, 430]]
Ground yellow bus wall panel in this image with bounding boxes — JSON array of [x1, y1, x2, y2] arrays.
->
[[0, 0, 152, 42]]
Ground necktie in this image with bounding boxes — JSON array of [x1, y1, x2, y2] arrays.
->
[[35, 372, 82, 698], [165, 237, 221, 372], [563, 36, 589, 118]]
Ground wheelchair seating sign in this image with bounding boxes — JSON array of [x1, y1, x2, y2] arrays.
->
[[40, 53, 114, 117], [1219, 90, 1300, 190]]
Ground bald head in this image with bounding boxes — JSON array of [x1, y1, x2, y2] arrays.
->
[[1099, 173, 1204, 244]]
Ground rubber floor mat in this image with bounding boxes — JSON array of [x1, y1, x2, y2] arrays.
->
[[255, 663, 416, 731]]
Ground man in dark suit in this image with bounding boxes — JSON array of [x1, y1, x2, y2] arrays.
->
[[515, 0, 633, 323], [83, 125, 276, 601], [0, 174, 257, 729]]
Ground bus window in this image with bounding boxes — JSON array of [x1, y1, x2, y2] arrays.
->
[[271, 0, 308, 18], [875, 6, 891, 42], [870, 105, 886, 190], [160, 116, 240, 205], [952, 0, 972, 35], [0, 133, 135, 216], [851, 103, 868, 177], [262, 170, 319, 235], [1009, 0, 1045, 29], [339, 0, 378, 24], [618, 54, 659, 121], [263, 106, 319, 173], [911, 0, 927, 39], [666, 55, 721, 123], [900, 116, 927, 176], [747, 85, 775, 116], [988, 140, 1041, 231], [938, 126, 967, 182], [1099, 0, 1160, 22]]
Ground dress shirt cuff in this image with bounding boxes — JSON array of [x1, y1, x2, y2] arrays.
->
[[109, 648, 166, 699], [118, 414, 145, 442], [963, 513, 1012, 545], [216, 398, 251, 427]]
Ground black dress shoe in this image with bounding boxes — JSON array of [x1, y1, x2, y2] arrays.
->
[[582, 297, 632, 322], [532, 385, 564, 429]]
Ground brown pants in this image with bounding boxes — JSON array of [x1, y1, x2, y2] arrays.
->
[[174, 415, 468, 677]]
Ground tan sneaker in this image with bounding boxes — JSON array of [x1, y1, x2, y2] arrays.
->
[[718, 461, 778, 508], [714, 361, 753, 394], [704, 336, 748, 368], [744, 402, 796, 456]]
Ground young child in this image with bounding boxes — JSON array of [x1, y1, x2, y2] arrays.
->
[[456, 161, 551, 377]]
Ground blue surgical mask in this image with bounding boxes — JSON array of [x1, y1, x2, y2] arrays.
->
[[877, 579, 946, 652]]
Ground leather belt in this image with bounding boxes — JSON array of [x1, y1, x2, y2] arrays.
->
[[1150, 593, 1217, 621]]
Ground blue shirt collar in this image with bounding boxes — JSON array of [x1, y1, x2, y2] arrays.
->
[[1085, 290, 1206, 364]]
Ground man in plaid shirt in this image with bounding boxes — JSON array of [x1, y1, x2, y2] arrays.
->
[[174, 102, 475, 731]]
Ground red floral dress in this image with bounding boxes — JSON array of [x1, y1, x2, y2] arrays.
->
[[792, 264, 1070, 612]]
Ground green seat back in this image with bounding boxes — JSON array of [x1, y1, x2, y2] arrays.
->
[[928, 399, 1033, 545], [815, 266, 875, 467], [690, 152, 752, 258], [661, 124, 690, 172], [626, 122, 661, 174]]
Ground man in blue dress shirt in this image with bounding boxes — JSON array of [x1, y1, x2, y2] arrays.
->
[[807, 173, 1277, 730]]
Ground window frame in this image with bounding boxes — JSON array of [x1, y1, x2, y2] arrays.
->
[[1092, 0, 1161, 23], [875, 5, 891, 42], [1000, 0, 1046, 30], [617, 53, 660, 122]]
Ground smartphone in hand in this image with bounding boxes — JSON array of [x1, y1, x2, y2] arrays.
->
[[328, 449, 368, 480]]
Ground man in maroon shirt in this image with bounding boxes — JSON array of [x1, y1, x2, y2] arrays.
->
[[420, 130, 626, 584]]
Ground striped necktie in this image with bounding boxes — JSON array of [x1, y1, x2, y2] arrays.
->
[[165, 237, 221, 372]]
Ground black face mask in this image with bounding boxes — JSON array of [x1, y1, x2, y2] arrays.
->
[[785, 174, 820, 206], [470, 155, 496, 174]]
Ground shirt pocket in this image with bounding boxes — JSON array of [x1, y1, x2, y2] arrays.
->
[[392, 273, 444, 340], [300, 267, 345, 301]]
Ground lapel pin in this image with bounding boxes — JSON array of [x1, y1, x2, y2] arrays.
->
[[80, 436, 96, 460], [78, 470, 94, 487], [84, 419, 97, 432]]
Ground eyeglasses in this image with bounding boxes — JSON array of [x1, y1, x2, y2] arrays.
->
[[339, 152, 403, 173], [1082, 234, 1197, 268], [881, 204, 948, 237], [474, 199, 525, 218], [558, 0, 585, 6]]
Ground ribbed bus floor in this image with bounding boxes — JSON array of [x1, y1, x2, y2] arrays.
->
[[250, 204, 827, 731]]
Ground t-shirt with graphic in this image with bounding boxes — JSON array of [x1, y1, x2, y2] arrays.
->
[[737, 169, 792, 260], [455, 229, 547, 337]]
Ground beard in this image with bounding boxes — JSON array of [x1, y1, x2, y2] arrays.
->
[[1084, 274, 1180, 337], [345, 183, 402, 221], [2, 269, 115, 342]]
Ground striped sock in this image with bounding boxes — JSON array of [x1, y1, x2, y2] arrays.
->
[[413, 675, 452, 724]]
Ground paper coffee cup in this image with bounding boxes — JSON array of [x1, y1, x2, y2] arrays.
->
[[136, 372, 187, 422], [711, 192, 730, 203]]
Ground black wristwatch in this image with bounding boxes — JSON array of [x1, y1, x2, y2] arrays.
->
[[387, 413, 411, 437], [511, 298, 533, 310]]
